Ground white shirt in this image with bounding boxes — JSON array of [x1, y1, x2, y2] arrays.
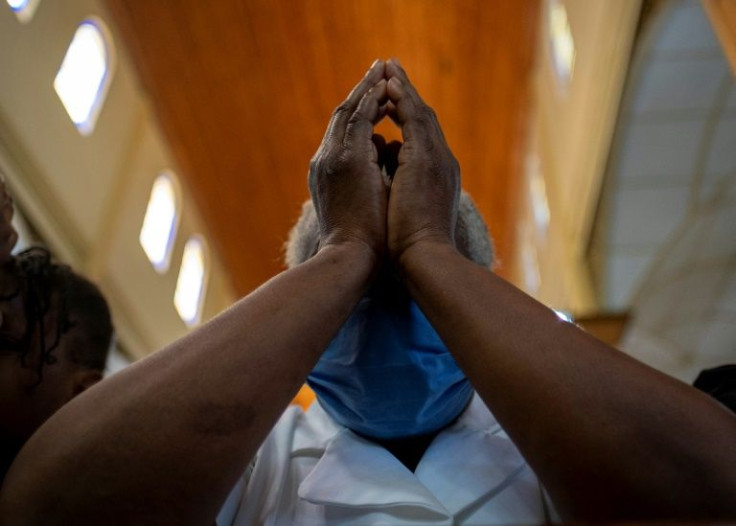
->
[[217, 394, 554, 525]]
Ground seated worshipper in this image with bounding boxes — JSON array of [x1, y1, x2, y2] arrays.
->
[[0, 180, 114, 487], [2, 59, 735, 525]]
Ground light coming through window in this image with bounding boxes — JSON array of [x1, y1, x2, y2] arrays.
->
[[6, 0, 39, 23], [140, 173, 179, 273], [548, 0, 576, 86], [174, 236, 208, 327], [54, 19, 113, 135]]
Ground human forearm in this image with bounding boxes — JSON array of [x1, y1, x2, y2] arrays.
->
[[0, 242, 376, 525], [399, 240, 736, 520]]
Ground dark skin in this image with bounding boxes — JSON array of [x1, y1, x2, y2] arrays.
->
[[383, 60, 736, 519], [1, 59, 735, 524], [0, 179, 102, 486]]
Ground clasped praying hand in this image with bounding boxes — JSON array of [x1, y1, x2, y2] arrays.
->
[[309, 59, 461, 269]]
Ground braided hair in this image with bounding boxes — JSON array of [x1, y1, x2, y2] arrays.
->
[[0, 247, 112, 385]]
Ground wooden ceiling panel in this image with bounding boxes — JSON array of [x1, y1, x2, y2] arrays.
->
[[106, 0, 539, 295]]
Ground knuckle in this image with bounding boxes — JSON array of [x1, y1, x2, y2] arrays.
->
[[320, 149, 351, 177], [332, 102, 352, 118], [346, 110, 365, 128], [349, 100, 375, 124], [309, 148, 331, 171]]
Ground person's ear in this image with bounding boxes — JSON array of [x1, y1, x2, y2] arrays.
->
[[70, 368, 103, 398]]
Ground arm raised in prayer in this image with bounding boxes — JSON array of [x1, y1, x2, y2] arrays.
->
[[0, 60, 390, 526], [384, 58, 736, 522]]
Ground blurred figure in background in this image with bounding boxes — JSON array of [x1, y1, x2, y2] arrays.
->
[[0, 177, 113, 486]]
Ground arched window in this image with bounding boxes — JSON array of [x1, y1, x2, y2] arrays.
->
[[6, 0, 40, 23], [174, 236, 209, 327], [139, 172, 180, 273], [53, 18, 114, 135]]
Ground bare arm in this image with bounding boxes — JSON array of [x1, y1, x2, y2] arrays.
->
[[384, 59, 736, 521], [0, 245, 375, 525], [0, 60, 390, 525], [401, 241, 736, 520]]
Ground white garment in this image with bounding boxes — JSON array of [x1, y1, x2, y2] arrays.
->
[[217, 394, 552, 525]]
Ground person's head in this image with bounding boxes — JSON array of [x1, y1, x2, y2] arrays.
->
[[0, 247, 113, 460], [285, 191, 493, 440], [286, 190, 494, 271]]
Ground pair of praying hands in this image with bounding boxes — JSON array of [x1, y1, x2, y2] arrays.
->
[[309, 59, 460, 267]]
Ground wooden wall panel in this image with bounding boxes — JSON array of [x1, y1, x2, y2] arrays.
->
[[105, 0, 539, 295]]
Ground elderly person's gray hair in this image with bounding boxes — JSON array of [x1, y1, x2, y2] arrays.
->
[[285, 190, 494, 269]]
